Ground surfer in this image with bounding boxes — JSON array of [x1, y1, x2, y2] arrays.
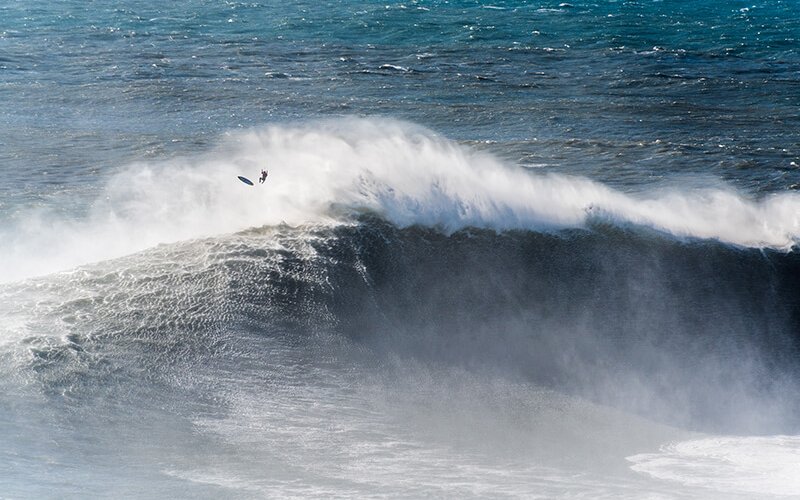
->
[[259, 169, 269, 184]]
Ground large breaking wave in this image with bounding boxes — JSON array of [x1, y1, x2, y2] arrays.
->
[[2, 118, 800, 496]]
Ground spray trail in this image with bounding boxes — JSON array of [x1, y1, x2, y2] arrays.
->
[[1, 117, 798, 282]]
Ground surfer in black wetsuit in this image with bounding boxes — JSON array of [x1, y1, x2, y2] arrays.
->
[[259, 169, 268, 184]]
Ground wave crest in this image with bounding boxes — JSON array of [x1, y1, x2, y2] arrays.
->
[[1, 117, 798, 282]]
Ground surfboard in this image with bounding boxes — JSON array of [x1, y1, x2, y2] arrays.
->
[[238, 175, 254, 186]]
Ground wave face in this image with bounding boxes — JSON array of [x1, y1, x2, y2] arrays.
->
[[324, 217, 800, 432], [1, 119, 798, 283], [2, 213, 799, 497], [1, 120, 799, 497]]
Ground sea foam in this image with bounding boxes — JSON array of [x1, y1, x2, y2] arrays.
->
[[628, 435, 800, 497]]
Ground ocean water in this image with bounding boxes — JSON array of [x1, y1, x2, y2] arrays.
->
[[1, 1, 799, 498]]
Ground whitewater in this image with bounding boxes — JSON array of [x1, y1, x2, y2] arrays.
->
[[2, 119, 798, 283]]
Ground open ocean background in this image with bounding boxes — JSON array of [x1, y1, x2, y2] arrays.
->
[[1, 1, 799, 498]]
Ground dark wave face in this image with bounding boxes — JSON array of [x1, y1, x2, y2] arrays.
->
[[2, 216, 799, 497], [12, 218, 800, 430], [323, 217, 800, 432]]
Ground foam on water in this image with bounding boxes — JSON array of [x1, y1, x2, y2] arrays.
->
[[628, 435, 800, 497]]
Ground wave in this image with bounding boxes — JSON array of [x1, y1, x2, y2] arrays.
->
[[5, 216, 799, 434], [2, 208, 799, 496], [1, 117, 798, 282]]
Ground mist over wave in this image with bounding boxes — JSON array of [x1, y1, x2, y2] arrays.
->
[[1, 117, 798, 284], [5, 216, 798, 433], [2, 214, 798, 497]]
